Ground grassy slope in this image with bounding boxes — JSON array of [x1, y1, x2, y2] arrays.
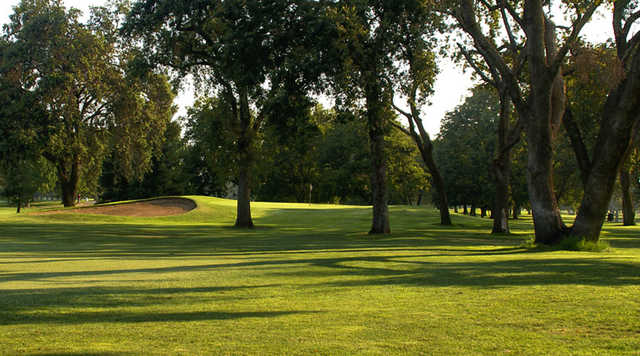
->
[[0, 197, 638, 355]]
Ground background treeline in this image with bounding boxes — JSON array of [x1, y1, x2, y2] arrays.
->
[[99, 101, 429, 206]]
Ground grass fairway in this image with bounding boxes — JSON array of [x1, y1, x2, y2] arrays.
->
[[0, 196, 639, 355]]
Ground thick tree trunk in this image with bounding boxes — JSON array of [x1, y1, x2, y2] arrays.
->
[[58, 159, 80, 207], [366, 81, 390, 234], [620, 165, 635, 226], [570, 39, 640, 240], [526, 108, 567, 244], [481, 207, 487, 218], [524, 3, 568, 244], [572, 101, 639, 239], [234, 87, 255, 228], [235, 163, 253, 228], [470, 204, 477, 216], [463, 205, 468, 215], [512, 205, 520, 220]]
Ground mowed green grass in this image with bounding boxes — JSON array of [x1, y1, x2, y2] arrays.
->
[[0, 197, 639, 355]]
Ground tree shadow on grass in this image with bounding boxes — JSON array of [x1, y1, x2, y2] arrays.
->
[[2, 310, 320, 326], [0, 215, 528, 260], [0, 284, 320, 325], [26, 353, 131, 356], [313, 256, 640, 289], [1, 252, 637, 288]]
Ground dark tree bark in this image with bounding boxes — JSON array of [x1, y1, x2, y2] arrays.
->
[[512, 205, 520, 220], [620, 164, 635, 226], [571, 90, 640, 238], [492, 152, 511, 232], [523, 1, 568, 244], [234, 87, 255, 228], [453, 0, 598, 244], [491, 89, 521, 234], [481, 207, 487, 218], [570, 0, 640, 240], [366, 80, 390, 234], [235, 164, 253, 228], [562, 105, 591, 186], [463, 205, 468, 215], [58, 159, 79, 207]]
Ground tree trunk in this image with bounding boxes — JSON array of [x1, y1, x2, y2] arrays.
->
[[58, 159, 80, 207], [235, 163, 253, 228], [16, 198, 21, 214], [234, 87, 255, 228], [570, 42, 640, 240], [620, 164, 636, 226], [481, 207, 487, 218], [523, 2, 568, 244], [571, 105, 639, 239], [366, 80, 390, 234], [513, 205, 520, 220], [492, 155, 510, 233], [470, 204, 476, 216], [491, 89, 513, 234], [526, 109, 566, 244], [463, 205, 468, 215], [419, 146, 452, 225], [454, 206, 458, 213]]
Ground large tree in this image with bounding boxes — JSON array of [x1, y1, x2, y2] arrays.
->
[[450, 0, 640, 243], [0, 39, 54, 212], [387, 6, 451, 225], [124, 0, 328, 227], [329, 0, 438, 233], [2, 0, 173, 206]]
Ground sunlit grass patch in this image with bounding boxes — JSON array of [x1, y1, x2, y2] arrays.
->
[[0, 197, 639, 355]]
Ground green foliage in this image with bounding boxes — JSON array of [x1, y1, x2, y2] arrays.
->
[[2, 0, 174, 205], [100, 121, 188, 202], [182, 96, 239, 197], [435, 86, 525, 210], [0, 157, 55, 211]]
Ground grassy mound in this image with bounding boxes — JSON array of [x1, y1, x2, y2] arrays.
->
[[0, 197, 638, 355]]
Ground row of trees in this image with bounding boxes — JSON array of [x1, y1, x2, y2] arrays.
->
[[1, 0, 639, 245], [100, 101, 429, 207]]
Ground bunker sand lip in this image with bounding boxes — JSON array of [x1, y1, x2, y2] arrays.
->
[[33, 198, 196, 217]]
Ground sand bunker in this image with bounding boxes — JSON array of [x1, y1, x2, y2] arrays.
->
[[38, 198, 196, 217]]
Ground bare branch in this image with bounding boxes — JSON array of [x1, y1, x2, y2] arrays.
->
[[500, 6, 519, 54], [551, 2, 601, 76], [457, 44, 497, 86], [389, 119, 412, 137], [501, 0, 525, 29]]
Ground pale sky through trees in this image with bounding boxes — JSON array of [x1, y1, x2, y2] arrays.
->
[[0, 0, 614, 136]]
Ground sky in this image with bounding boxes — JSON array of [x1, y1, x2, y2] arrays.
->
[[0, 0, 614, 136]]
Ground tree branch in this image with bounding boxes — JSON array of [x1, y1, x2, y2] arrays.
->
[[562, 104, 591, 185], [550, 2, 601, 77]]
